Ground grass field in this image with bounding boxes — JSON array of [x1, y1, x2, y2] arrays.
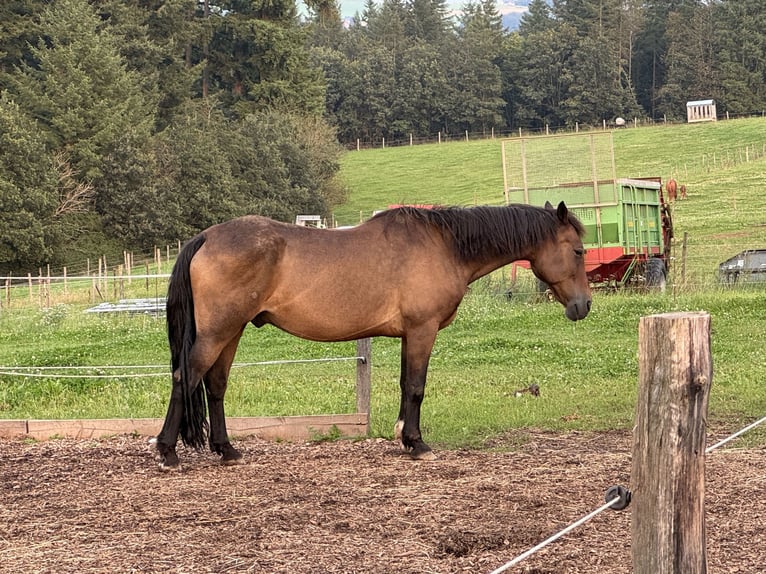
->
[[1, 118, 765, 449], [336, 118, 766, 286], [1, 289, 765, 448]]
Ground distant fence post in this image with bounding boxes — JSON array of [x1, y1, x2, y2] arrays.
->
[[356, 338, 372, 433], [680, 231, 689, 288], [632, 312, 712, 574]]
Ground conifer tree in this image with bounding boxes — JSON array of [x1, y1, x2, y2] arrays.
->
[[519, 0, 554, 36], [713, 0, 766, 115], [0, 93, 58, 272], [8, 0, 156, 183], [450, 0, 506, 133], [206, 0, 325, 116]]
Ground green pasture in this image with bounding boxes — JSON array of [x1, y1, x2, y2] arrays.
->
[[1, 117, 765, 448], [336, 118, 766, 286], [1, 290, 764, 448]]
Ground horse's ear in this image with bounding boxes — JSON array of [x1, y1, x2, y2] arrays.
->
[[544, 201, 554, 210], [556, 201, 568, 223]]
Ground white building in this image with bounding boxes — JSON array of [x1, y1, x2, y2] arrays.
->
[[686, 99, 717, 123]]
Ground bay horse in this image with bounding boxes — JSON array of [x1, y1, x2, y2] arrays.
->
[[154, 201, 591, 470], [666, 179, 678, 202]]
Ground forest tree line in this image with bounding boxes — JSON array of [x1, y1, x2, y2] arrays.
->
[[0, 0, 764, 273]]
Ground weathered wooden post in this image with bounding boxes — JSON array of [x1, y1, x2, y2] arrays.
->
[[632, 312, 712, 574], [356, 337, 372, 433]]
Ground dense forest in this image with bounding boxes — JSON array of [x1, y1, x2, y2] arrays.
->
[[0, 0, 764, 272]]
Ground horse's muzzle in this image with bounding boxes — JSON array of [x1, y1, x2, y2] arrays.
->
[[565, 297, 591, 321]]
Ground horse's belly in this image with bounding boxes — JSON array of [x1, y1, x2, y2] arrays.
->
[[262, 299, 403, 342]]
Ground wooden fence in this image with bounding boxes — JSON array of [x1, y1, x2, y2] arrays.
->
[[493, 311, 719, 573], [1, 246, 179, 310], [0, 338, 372, 442]]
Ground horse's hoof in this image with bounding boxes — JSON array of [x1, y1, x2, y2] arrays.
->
[[158, 461, 182, 473], [153, 439, 181, 471], [411, 449, 438, 461], [218, 443, 243, 466]]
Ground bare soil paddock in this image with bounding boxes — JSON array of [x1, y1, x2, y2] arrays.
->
[[0, 430, 763, 573]]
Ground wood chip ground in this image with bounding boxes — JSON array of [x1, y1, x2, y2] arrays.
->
[[1, 430, 763, 573]]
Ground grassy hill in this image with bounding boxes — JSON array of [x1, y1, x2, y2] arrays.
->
[[335, 118, 766, 285], [1, 118, 765, 449]]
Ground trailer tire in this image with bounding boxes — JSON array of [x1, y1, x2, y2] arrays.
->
[[536, 278, 555, 301], [645, 258, 666, 291]]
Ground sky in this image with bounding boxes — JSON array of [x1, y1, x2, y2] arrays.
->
[[330, 0, 531, 30]]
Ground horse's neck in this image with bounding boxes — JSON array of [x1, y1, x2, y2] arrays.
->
[[464, 249, 530, 284], [457, 209, 544, 283]]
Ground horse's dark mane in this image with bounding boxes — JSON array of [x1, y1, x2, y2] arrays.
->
[[374, 204, 585, 261]]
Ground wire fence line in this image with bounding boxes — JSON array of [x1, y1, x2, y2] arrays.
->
[[0, 355, 367, 381], [0, 370, 169, 379], [2, 265, 763, 313], [706, 414, 766, 453], [3, 274, 171, 282], [488, 495, 625, 574], [346, 109, 766, 151], [487, 413, 766, 573]]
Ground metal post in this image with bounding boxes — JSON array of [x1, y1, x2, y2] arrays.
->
[[356, 338, 372, 434]]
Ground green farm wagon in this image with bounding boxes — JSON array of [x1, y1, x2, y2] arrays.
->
[[502, 132, 673, 289]]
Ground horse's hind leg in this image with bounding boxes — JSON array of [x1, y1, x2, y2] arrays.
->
[[155, 335, 234, 470], [154, 378, 184, 469], [204, 330, 244, 465]]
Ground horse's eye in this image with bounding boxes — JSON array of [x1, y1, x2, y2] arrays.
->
[[574, 248, 585, 257]]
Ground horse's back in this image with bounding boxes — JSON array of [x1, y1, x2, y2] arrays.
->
[[188, 214, 464, 341]]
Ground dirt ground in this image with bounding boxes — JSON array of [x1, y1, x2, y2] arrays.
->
[[0, 430, 763, 574]]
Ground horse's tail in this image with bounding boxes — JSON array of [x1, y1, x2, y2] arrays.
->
[[167, 233, 208, 450]]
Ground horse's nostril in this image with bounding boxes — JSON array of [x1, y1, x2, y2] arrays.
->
[[587, 300, 592, 312]]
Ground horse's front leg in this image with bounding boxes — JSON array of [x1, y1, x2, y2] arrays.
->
[[396, 329, 438, 461], [204, 334, 243, 465]]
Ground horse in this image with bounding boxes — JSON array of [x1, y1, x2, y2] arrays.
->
[[153, 201, 592, 470], [666, 179, 678, 202], [680, 184, 687, 200]]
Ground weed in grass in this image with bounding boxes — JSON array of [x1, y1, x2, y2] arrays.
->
[[309, 425, 344, 443], [37, 305, 70, 328]]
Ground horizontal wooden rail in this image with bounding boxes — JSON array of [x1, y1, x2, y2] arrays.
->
[[0, 414, 369, 442]]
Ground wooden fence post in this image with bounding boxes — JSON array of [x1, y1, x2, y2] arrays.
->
[[632, 312, 712, 574], [681, 231, 689, 288], [356, 337, 372, 433]]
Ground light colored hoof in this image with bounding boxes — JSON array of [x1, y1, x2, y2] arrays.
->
[[158, 462, 182, 473], [412, 450, 438, 461], [222, 457, 245, 467]]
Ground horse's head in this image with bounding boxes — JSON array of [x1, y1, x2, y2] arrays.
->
[[529, 201, 592, 321]]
